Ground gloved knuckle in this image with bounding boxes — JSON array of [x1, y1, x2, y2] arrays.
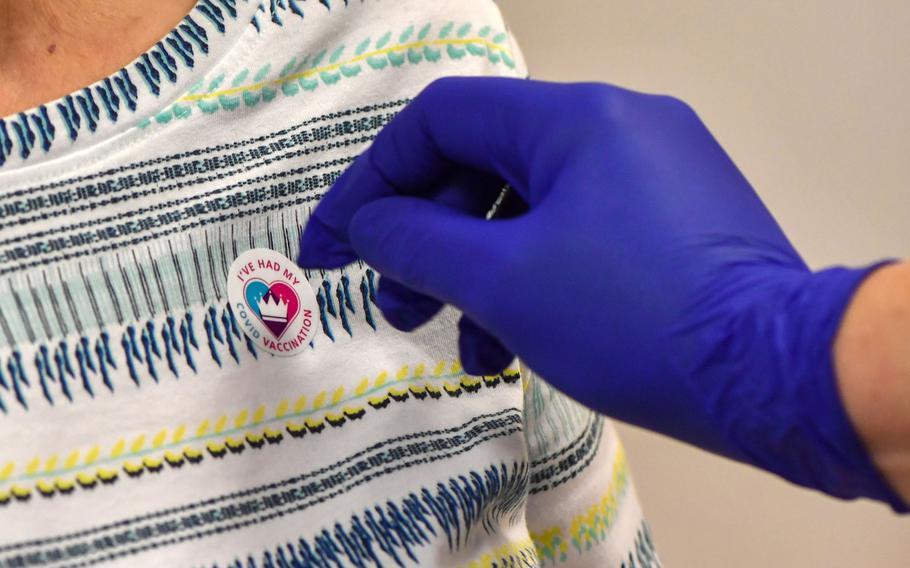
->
[[486, 239, 533, 302], [569, 83, 630, 126], [418, 76, 461, 105], [655, 94, 700, 121], [406, 270, 432, 297]]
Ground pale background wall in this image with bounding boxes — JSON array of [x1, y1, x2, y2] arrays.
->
[[496, 1, 910, 566]]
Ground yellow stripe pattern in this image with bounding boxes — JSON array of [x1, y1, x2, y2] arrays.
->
[[0, 361, 521, 505], [179, 37, 514, 103]]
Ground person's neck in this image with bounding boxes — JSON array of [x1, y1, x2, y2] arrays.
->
[[0, 0, 196, 117]]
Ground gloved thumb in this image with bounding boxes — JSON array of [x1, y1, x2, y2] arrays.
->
[[348, 195, 507, 321]]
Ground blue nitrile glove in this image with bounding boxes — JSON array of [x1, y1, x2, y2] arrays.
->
[[297, 76, 906, 510]]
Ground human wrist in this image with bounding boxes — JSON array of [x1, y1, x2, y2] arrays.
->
[[696, 261, 906, 508], [834, 260, 910, 510]]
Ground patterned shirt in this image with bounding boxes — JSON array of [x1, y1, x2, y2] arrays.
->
[[0, 1, 660, 566]]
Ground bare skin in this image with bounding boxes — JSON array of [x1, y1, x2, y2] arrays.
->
[[0, 0, 195, 116], [835, 260, 910, 503]]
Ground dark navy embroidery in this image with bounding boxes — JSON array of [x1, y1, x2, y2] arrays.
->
[[0, 409, 526, 567], [0, 2, 238, 166], [253, 0, 309, 30], [0, 103, 407, 392], [0, 0, 380, 166], [620, 523, 662, 568], [0, 107, 402, 270], [30, 106, 55, 152], [529, 415, 604, 495], [10, 114, 36, 160], [0, 266, 381, 414], [227, 460, 531, 568], [0, 371, 521, 504]]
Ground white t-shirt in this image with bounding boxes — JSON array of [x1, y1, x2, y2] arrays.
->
[[0, 1, 660, 566]]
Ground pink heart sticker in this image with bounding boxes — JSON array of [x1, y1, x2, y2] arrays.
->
[[244, 279, 301, 339]]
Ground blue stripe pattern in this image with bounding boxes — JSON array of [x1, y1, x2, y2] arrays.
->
[[215, 462, 533, 568], [0, 0, 331, 167], [0, 269, 378, 415]]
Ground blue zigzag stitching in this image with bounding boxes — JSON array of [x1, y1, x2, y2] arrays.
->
[[252, 0, 318, 31], [136, 53, 164, 97], [30, 106, 55, 153], [75, 88, 101, 132], [317, 269, 378, 342], [10, 113, 36, 160], [0, 0, 368, 162], [95, 79, 121, 122], [214, 461, 533, 568], [197, 0, 230, 33], [0, 118, 12, 166], [180, 13, 211, 54], [56, 95, 81, 141], [7, 311, 216, 410], [0, 6, 236, 168], [0, 267, 381, 414], [114, 69, 140, 111], [151, 41, 180, 84], [6, 104, 63, 160]]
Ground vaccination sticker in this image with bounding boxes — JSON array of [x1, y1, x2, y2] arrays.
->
[[227, 248, 319, 357]]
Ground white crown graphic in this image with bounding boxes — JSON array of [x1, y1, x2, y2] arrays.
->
[[257, 294, 289, 323]]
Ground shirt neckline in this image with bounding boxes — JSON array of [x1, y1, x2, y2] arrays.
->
[[0, 0, 262, 172]]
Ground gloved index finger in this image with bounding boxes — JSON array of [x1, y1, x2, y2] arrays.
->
[[298, 76, 552, 269]]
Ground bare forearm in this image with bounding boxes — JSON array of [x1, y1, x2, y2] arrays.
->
[[835, 260, 910, 503]]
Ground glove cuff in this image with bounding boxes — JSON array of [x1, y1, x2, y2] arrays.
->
[[799, 262, 907, 512], [700, 260, 906, 511]]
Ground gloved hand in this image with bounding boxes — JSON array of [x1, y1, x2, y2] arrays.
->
[[297, 76, 905, 510]]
